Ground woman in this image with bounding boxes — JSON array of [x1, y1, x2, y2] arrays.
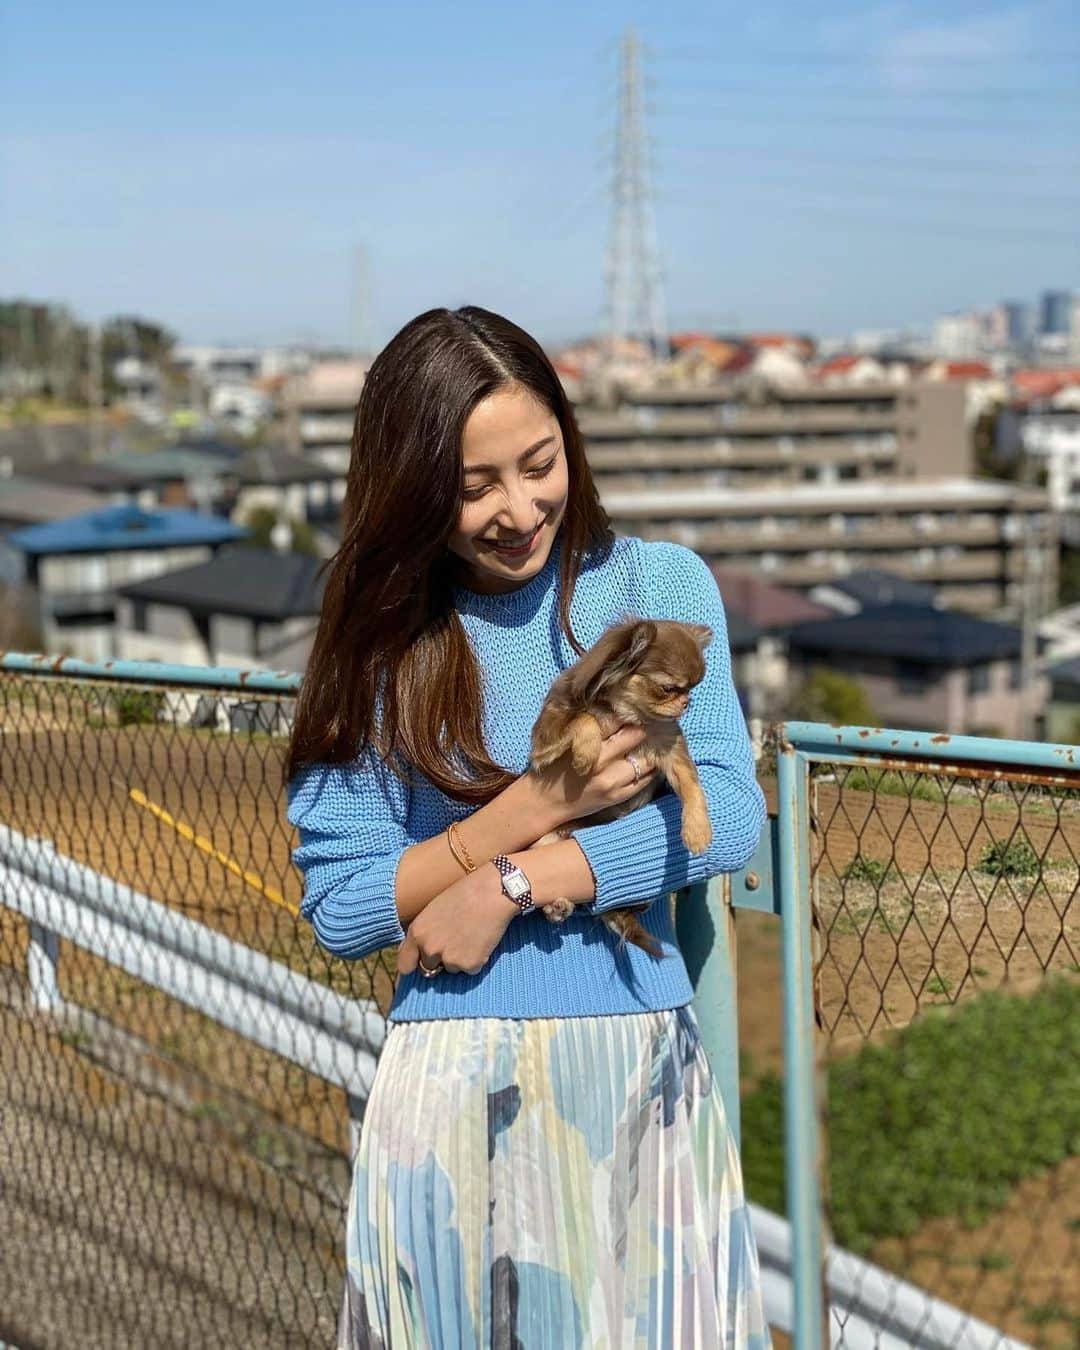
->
[[285, 305, 771, 1348]]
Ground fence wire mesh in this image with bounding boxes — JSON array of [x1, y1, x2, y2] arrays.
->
[[808, 756, 1080, 1349], [6, 663, 1078, 1349], [0, 667, 398, 1350]]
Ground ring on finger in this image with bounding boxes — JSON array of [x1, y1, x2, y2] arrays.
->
[[418, 954, 444, 978], [625, 752, 642, 784]]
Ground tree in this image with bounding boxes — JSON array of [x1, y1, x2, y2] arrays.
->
[[238, 505, 320, 556], [239, 505, 278, 549], [790, 666, 877, 726]]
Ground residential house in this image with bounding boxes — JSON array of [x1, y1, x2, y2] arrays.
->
[[710, 566, 833, 722], [0, 476, 102, 588], [1043, 656, 1080, 743], [114, 547, 324, 727], [784, 603, 1043, 738], [7, 504, 247, 662], [808, 568, 942, 616]]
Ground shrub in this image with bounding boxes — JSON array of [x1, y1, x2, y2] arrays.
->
[[110, 687, 166, 727], [740, 977, 1080, 1253], [841, 856, 895, 884], [977, 839, 1039, 878]]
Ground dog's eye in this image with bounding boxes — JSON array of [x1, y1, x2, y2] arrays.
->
[[660, 683, 682, 695]]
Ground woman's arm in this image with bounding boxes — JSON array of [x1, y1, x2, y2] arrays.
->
[[286, 751, 564, 958], [393, 775, 563, 928]]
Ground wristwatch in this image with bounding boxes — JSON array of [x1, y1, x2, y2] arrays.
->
[[491, 854, 536, 916]]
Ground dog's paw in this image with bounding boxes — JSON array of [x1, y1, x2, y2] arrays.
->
[[681, 815, 712, 854], [542, 898, 575, 924], [569, 719, 602, 774]]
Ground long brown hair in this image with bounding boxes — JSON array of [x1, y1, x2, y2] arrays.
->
[[284, 305, 615, 804]]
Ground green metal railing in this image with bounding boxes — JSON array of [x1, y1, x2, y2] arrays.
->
[[1, 653, 1076, 1348]]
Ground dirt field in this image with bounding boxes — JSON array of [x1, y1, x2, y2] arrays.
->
[[2, 680, 1078, 1346]]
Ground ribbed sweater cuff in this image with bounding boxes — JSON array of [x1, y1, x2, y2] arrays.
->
[[306, 856, 406, 960], [575, 791, 699, 914], [574, 777, 766, 914]]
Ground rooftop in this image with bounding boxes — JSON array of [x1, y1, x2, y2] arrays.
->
[[8, 504, 248, 556], [711, 566, 833, 631], [786, 603, 1023, 667], [0, 475, 104, 526], [813, 569, 940, 610], [116, 545, 324, 621]]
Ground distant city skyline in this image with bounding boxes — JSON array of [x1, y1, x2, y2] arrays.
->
[[2, 0, 1078, 351]]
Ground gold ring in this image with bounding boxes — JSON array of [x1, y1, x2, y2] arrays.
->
[[626, 752, 642, 784], [418, 954, 443, 978]]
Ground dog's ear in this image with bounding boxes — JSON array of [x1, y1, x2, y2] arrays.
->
[[687, 622, 712, 651], [572, 619, 657, 705]]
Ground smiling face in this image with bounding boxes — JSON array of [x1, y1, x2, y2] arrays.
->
[[446, 382, 570, 595]]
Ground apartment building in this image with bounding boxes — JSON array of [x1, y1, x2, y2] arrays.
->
[[577, 380, 969, 491], [281, 359, 367, 470], [599, 479, 1056, 619]]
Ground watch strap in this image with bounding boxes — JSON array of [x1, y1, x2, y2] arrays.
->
[[491, 854, 536, 915]]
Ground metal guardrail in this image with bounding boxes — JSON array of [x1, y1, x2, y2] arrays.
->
[[1, 818, 1011, 1350], [1, 654, 1076, 1347]]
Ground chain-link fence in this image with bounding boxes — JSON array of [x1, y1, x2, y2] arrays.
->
[[748, 727, 1079, 1350], [0, 659, 403, 1350], [5, 661, 1077, 1349]]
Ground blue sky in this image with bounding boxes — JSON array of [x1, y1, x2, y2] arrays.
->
[[2, 1, 1078, 349]]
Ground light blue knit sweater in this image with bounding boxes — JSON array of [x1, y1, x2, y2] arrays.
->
[[285, 530, 766, 1021]]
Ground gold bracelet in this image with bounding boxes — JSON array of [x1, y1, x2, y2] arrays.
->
[[447, 819, 477, 874]]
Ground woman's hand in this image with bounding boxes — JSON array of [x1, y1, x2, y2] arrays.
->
[[396, 862, 520, 977], [527, 721, 660, 829]]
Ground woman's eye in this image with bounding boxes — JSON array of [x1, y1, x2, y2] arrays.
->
[[462, 455, 558, 501]]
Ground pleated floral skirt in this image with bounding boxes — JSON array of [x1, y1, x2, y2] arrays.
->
[[338, 1003, 772, 1349]]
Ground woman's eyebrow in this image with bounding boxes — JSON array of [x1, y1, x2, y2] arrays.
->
[[464, 435, 556, 476]]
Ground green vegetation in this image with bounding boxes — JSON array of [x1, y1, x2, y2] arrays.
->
[[977, 839, 1040, 878], [791, 667, 877, 727], [110, 687, 167, 726], [740, 977, 1080, 1254], [839, 765, 946, 802], [239, 504, 320, 556], [841, 856, 897, 884], [1058, 546, 1080, 609]]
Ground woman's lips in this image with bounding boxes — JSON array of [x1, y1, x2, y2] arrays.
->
[[482, 523, 542, 556]]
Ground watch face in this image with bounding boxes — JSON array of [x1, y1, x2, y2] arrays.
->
[[504, 870, 530, 899]]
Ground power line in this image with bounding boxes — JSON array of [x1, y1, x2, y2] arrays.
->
[[655, 79, 1080, 101], [654, 48, 1080, 66], [658, 140, 1080, 180], [655, 158, 1080, 208], [652, 102, 1074, 133], [657, 190, 1080, 244]]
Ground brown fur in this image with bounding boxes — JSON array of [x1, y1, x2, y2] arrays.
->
[[528, 615, 713, 956]]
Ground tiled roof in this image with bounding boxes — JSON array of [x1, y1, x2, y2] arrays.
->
[[0, 475, 103, 525], [818, 569, 939, 609], [116, 544, 324, 620], [8, 504, 247, 555], [786, 603, 1021, 667], [711, 566, 833, 630]]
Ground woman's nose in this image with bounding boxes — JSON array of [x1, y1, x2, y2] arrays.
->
[[500, 485, 540, 530]]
